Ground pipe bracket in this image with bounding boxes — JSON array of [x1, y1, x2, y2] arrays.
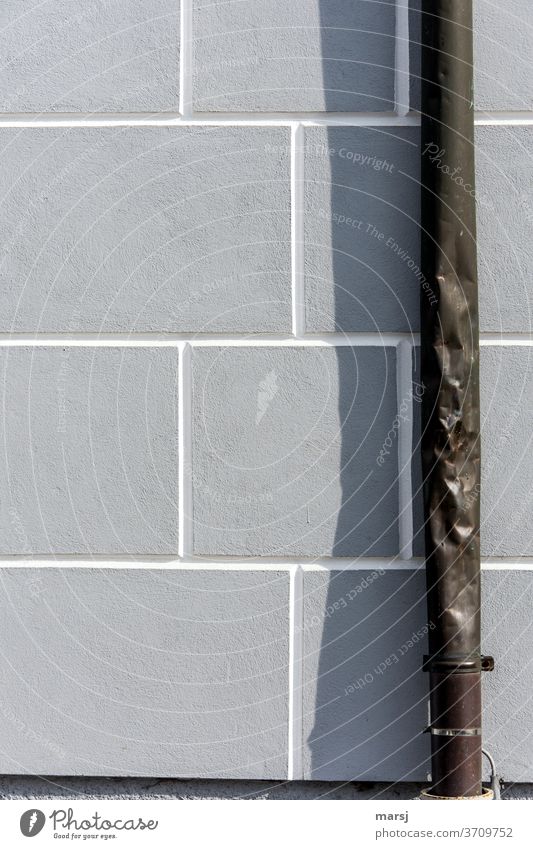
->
[[425, 727, 482, 737], [422, 654, 495, 674]]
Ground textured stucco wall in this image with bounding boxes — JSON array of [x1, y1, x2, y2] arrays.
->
[[0, 0, 531, 797], [2, 776, 533, 801]]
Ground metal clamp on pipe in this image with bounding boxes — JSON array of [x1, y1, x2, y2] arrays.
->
[[423, 655, 495, 674], [425, 728, 482, 737]]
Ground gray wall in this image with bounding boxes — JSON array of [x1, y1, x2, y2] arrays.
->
[[0, 0, 531, 787]]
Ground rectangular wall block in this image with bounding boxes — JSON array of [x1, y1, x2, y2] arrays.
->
[[0, 127, 291, 333], [483, 570, 533, 783], [479, 347, 533, 557], [412, 346, 533, 558], [302, 568, 533, 783], [0, 0, 180, 113], [409, 1, 531, 112], [476, 126, 533, 332], [0, 347, 179, 555], [304, 126, 421, 332], [192, 346, 399, 557], [304, 124, 532, 336], [0, 568, 290, 778], [193, 0, 396, 112], [303, 569, 430, 781], [474, 0, 532, 111]]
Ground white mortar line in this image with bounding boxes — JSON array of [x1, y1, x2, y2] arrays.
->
[[2, 332, 532, 347], [178, 342, 193, 558], [179, 0, 193, 118], [193, 113, 419, 127], [291, 124, 306, 337], [1, 557, 530, 570], [0, 332, 415, 347], [479, 334, 533, 346], [301, 559, 424, 571], [0, 556, 425, 570], [397, 339, 414, 560], [0, 112, 420, 128], [0, 112, 531, 128], [0, 560, 292, 570], [288, 565, 304, 780], [481, 560, 533, 571], [395, 0, 410, 117], [475, 112, 533, 125]]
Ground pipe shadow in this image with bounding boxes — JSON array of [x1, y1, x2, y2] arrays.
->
[[305, 0, 430, 783]]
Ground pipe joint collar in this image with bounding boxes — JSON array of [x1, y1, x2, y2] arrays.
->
[[420, 788, 494, 801], [423, 654, 495, 674]]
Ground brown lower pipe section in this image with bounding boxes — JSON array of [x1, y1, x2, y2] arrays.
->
[[429, 672, 482, 797], [420, 1, 493, 798]]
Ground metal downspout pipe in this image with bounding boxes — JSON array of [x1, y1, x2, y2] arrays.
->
[[419, 0, 494, 799]]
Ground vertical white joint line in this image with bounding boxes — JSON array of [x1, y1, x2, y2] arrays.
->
[[397, 339, 414, 560], [288, 565, 304, 780], [395, 0, 410, 116], [180, 0, 193, 118], [178, 342, 193, 558], [291, 124, 306, 337]]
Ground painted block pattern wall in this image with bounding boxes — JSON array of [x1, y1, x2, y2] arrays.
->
[[0, 0, 531, 785]]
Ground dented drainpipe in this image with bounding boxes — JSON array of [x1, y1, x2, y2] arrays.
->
[[419, 0, 494, 799]]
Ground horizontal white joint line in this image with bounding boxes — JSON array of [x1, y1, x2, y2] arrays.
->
[[480, 334, 533, 346], [300, 558, 423, 571], [0, 112, 531, 128], [2, 333, 533, 348], [1, 557, 531, 571], [0, 333, 417, 347], [474, 111, 533, 125], [0, 557, 424, 570], [0, 112, 420, 128], [481, 560, 533, 571]]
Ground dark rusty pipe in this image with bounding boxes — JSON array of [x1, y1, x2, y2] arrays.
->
[[419, 0, 493, 798]]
